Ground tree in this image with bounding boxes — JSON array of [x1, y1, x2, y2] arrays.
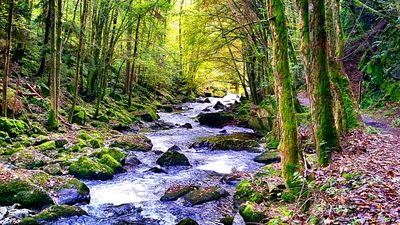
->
[[2, 0, 14, 117], [309, 0, 339, 165], [267, 0, 301, 185]]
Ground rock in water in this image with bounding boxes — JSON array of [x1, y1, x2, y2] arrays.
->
[[184, 186, 229, 206], [161, 185, 198, 201], [213, 101, 225, 110], [254, 150, 281, 164], [198, 112, 235, 128], [110, 134, 153, 152], [68, 156, 114, 180], [156, 151, 191, 167], [168, 145, 182, 152], [177, 218, 199, 225], [180, 123, 193, 129]]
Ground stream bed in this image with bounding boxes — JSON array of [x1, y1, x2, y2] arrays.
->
[[55, 94, 264, 225]]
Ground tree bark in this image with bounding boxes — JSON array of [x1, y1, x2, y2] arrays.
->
[[267, 0, 301, 186], [310, 0, 339, 165]]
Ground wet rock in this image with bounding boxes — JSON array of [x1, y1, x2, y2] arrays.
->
[[98, 154, 125, 173], [153, 150, 164, 155], [221, 172, 250, 185], [160, 185, 198, 201], [254, 150, 281, 164], [68, 156, 113, 180], [184, 186, 229, 206], [8, 208, 33, 220], [219, 129, 227, 134], [124, 152, 141, 167], [92, 148, 126, 165], [220, 216, 234, 225], [168, 145, 181, 152], [147, 167, 168, 174], [177, 218, 199, 225], [54, 186, 90, 205], [213, 101, 225, 110], [147, 121, 176, 130], [33, 140, 57, 151], [191, 133, 260, 152], [202, 107, 211, 112], [110, 135, 153, 152], [159, 105, 174, 113], [0, 207, 7, 220], [156, 151, 191, 167], [198, 112, 235, 128], [204, 98, 212, 103], [42, 163, 63, 175], [180, 123, 193, 129], [133, 110, 159, 122], [10, 149, 50, 169], [22, 205, 87, 223]]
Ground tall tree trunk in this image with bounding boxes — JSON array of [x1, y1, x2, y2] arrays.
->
[[48, 0, 59, 128], [70, 0, 89, 122], [56, 0, 62, 116], [267, 0, 301, 186], [128, 16, 141, 108], [36, 1, 51, 78], [2, 0, 14, 117], [310, 0, 339, 165], [124, 24, 133, 94]]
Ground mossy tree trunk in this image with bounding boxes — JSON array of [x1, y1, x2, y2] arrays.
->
[[310, 0, 339, 165], [2, 0, 14, 117], [48, 0, 59, 129], [267, 0, 301, 186]]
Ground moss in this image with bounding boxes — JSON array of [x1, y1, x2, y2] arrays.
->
[[0, 178, 53, 209], [177, 218, 199, 225], [90, 138, 103, 148], [68, 156, 114, 180], [92, 148, 126, 164], [99, 154, 124, 173], [68, 139, 87, 152], [43, 163, 63, 175], [220, 216, 234, 225], [239, 202, 265, 223], [0, 118, 29, 137], [110, 135, 153, 152], [184, 186, 228, 206], [10, 149, 49, 169], [161, 185, 198, 201], [63, 178, 90, 195], [193, 133, 260, 151], [34, 140, 57, 151], [234, 180, 263, 205], [254, 150, 281, 165], [35, 205, 87, 221]]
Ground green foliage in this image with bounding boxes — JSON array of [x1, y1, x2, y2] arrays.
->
[[392, 118, 400, 127]]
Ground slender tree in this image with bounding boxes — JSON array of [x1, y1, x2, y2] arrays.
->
[[267, 0, 301, 185], [309, 0, 339, 165], [2, 0, 14, 117], [70, 0, 89, 122]]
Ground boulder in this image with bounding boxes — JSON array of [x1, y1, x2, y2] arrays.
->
[[124, 152, 142, 167], [160, 185, 198, 201], [42, 163, 63, 175], [110, 135, 153, 152], [168, 145, 181, 152], [33, 140, 57, 151], [239, 202, 265, 223], [160, 105, 174, 113], [184, 186, 228, 206], [92, 148, 126, 165], [147, 167, 168, 174], [254, 150, 281, 165], [133, 110, 159, 122], [191, 133, 260, 152], [177, 218, 199, 225], [10, 149, 50, 169], [25, 205, 87, 223], [180, 123, 193, 129], [213, 101, 225, 110], [198, 112, 235, 128], [71, 110, 86, 125], [156, 151, 191, 167], [98, 154, 125, 173], [68, 156, 114, 180], [0, 118, 29, 137]]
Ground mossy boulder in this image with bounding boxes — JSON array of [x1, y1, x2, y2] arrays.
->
[[156, 151, 191, 167], [234, 180, 264, 206], [92, 148, 126, 164], [98, 154, 125, 173], [254, 150, 281, 164], [28, 205, 87, 223], [0, 169, 53, 209], [191, 133, 260, 152], [197, 112, 235, 128], [110, 135, 153, 152], [71, 110, 86, 125], [10, 149, 50, 169], [239, 202, 265, 223], [42, 163, 63, 175], [67, 139, 87, 152], [161, 185, 198, 201], [0, 118, 29, 137], [33, 140, 57, 151], [133, 109, 159, 122], [68, 156, 113, 180], [184, 186, 229, 206], [176, 218, 199, 225]]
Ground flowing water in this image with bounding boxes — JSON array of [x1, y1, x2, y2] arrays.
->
[[55, 94, 263, 225]]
